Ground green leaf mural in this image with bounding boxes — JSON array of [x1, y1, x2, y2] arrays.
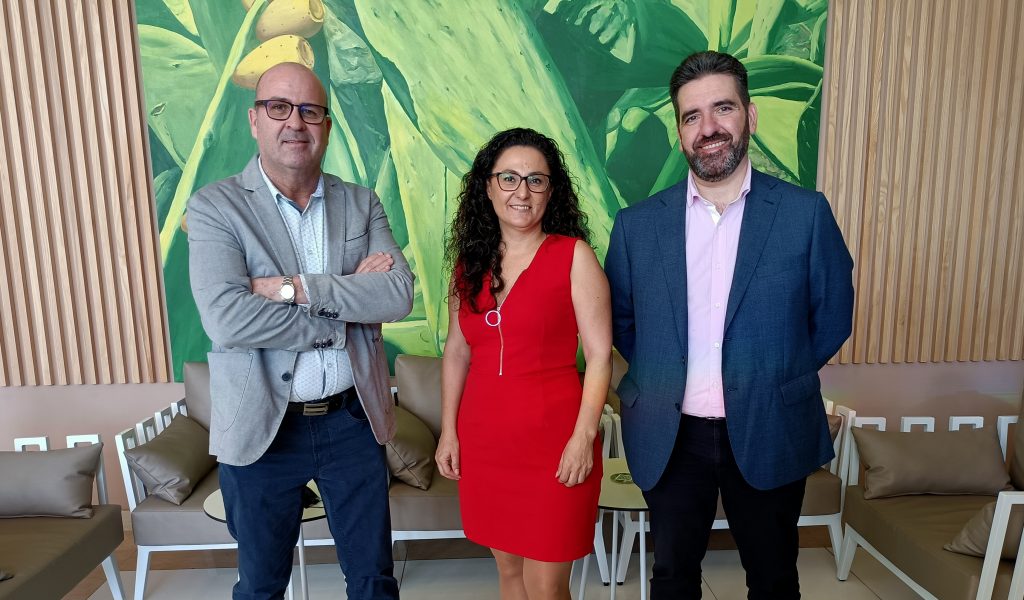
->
[[136, 0, 829, 380]]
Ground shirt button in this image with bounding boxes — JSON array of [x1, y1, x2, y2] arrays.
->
[[714, 342, 721, 349], [714, 303, 721, 308]]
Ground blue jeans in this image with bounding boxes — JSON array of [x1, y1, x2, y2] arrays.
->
[[219, 400, 399, 600]]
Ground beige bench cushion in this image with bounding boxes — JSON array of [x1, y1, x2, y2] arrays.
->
[[0, 504, 122, 600], [131, 465, 352, 545], [131, 468, 234, 546], [845, 486, 1016, 599], [389, 475, 462, 532]]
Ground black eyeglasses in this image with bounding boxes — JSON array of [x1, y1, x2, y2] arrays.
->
[[490, 171, 551, 193], [254, 99, 329, 124]]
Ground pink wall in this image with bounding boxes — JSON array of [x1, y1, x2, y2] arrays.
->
[[821, 360, 1024, 423], [0, 383, 184, 507]]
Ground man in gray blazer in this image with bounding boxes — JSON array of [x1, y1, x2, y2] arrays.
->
[[187, 62, 412, 600], [605, 52, 854, 599]]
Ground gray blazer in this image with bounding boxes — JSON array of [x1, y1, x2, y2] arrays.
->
[[187, 157, 414, 466]]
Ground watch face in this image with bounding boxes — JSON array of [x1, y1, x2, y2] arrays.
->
[[281, 282, 295, 301]]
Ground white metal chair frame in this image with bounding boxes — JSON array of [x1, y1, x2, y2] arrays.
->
[[14, 434, 127, 600], [116, 400, 316, 600], [836, 414, 1024, 600]]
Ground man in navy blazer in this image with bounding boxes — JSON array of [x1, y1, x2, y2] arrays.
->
[[605, 52, 854, 599]]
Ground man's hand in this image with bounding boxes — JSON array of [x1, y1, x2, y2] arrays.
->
[[356, 252, 394, 274], [250, 275, 308, 304], [249, 254, 390, 305]]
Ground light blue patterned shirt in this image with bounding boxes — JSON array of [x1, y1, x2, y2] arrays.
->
[[259, 159, 354, 401]]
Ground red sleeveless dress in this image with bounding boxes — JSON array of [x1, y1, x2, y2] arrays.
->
[[457, 234, 601, 562]]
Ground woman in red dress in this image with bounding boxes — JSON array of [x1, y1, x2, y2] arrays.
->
[[436, 128, 612, 600]]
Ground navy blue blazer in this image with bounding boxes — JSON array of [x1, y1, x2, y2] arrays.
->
[[605, 170, 854, 491]]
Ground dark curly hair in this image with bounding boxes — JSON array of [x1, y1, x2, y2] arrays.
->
[[446, 128, 590, 313]]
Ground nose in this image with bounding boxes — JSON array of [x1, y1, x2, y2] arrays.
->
[[284, 107, 307, 129], [513, 179, 531, 199], [699, 113, 720, 138]]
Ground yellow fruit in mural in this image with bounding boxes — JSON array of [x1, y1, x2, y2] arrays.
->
[[255, 0, 324, 41], [231, 34, 315, 89]]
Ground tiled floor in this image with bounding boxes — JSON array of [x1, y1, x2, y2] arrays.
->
[[86, 547, 920, 599]]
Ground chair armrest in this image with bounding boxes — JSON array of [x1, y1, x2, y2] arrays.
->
[[978, 490, 1024, 600], [114, 427, 145, 510]]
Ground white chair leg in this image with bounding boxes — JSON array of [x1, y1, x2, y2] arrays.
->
[[133, 547, 151, 600], [593, 510, 610, 584], [575, 556, 588, 600], [826, 517, 844, 571], [616, 512, 642, 584], [837, 525, 857, 580], [639, 512, 648, 600], [101, 554, 127, 600], [610, 511, 619, 600], [297, 527, 309, 600]]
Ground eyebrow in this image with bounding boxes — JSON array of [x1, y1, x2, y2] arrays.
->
[[496, 169, 550, 176], [681, 99, 739, 121]]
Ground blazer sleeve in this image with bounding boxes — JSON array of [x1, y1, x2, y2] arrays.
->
[[808, 194, 854, 368], [187, 187, 340, 351], [605, 210, 636, 363], [301, 190, 414, 324]]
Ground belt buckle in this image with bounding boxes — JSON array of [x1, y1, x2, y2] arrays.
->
[[302, 401, 330, 416]]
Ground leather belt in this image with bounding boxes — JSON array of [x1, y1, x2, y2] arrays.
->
[[286, 387, 356, 416], [682, 413, 726, 422]]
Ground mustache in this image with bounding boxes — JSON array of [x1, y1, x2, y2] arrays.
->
[[695, 132, 732, 148]]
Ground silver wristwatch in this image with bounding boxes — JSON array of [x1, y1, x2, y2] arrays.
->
[[280, 276, 296, 304]]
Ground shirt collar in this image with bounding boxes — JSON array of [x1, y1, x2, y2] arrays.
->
[[686, 160, 752, 208], [258, 157, 324, 212]]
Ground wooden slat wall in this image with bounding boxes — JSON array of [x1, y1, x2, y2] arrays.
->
[[820, 0, 1024, 364], [0, 0, 169, 385]]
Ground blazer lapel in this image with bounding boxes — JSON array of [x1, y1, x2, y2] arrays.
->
[[241, 157, 301, 275], [324, 177, 347, 275], [724, 171, 781, 333], [656, 185, 689, 350]]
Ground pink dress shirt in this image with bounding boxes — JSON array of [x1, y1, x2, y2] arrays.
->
[[681, 163, 752, 418]]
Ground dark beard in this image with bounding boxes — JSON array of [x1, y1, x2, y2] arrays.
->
[[684, 121, 750, 182]]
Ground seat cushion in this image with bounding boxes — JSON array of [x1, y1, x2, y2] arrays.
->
[[389, 473, 462, 532], [844, 486, 1016, 599], [131, 467, 235, 546], [0, 504, 122, 600]]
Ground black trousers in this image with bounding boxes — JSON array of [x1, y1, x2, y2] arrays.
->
[[642, 414, 807, 600]]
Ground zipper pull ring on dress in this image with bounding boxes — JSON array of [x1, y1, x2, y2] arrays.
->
[[484, 308, 504, 376]]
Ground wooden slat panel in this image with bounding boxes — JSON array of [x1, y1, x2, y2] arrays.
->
[[0, 0, 170, 385], [821, 0, 1024, 363]]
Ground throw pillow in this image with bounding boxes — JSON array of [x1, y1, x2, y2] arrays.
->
[[0, 443, 102, 518], [386, 405, 436, 490], [945, 500, 1024, 559], [827, 414, 843, 443], [852, 427, 1011, 499], [123, 415, 216, 505]]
